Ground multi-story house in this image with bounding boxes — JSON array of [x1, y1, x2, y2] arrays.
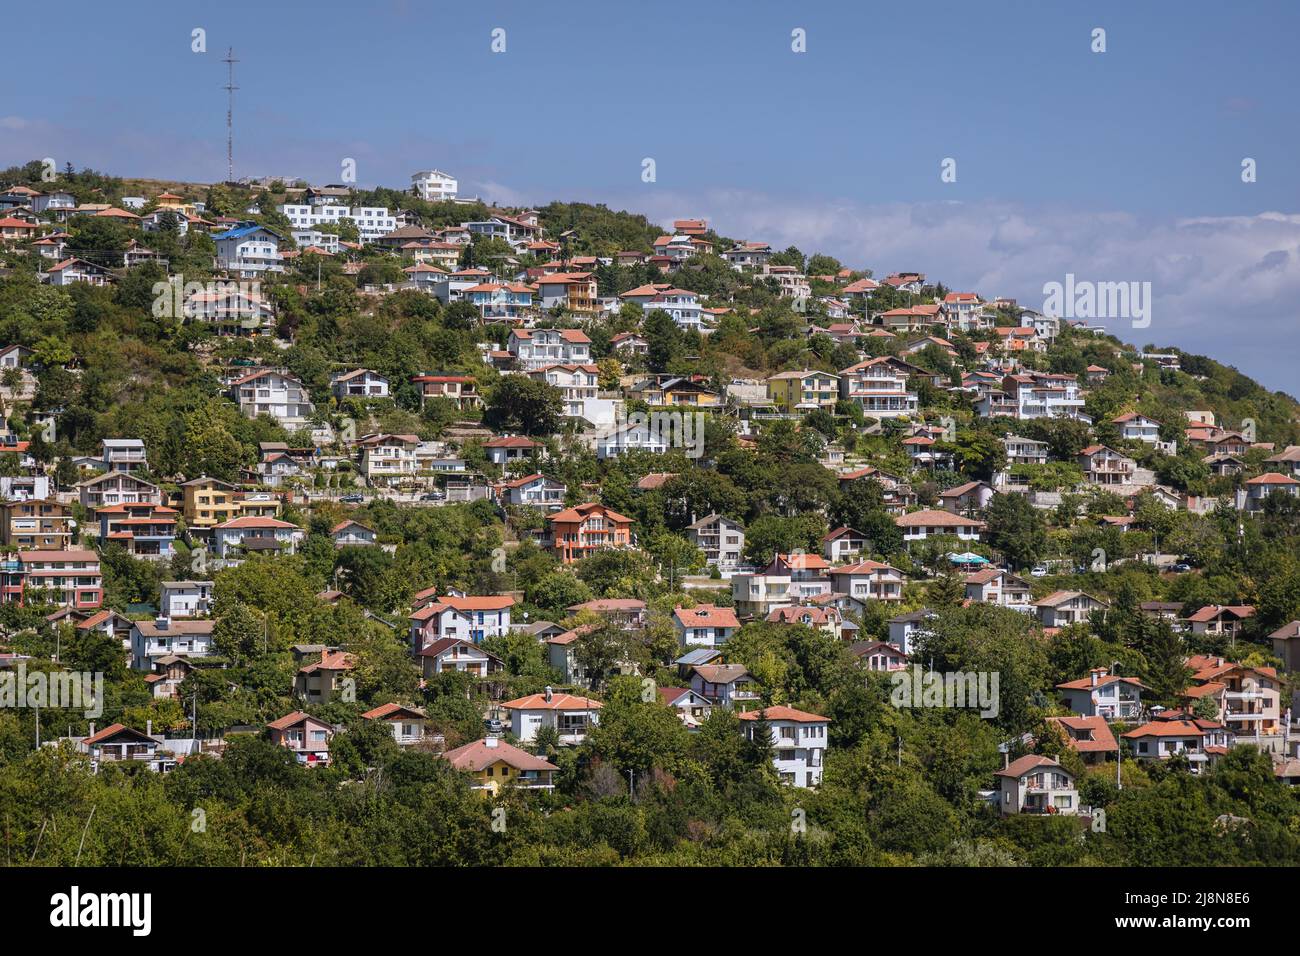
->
[[1236, 473, 1300, 513], [619, 284, 703, 330], [503, 690, 602, 745], [482, 435, 543, 466], [267, 712, 334, 767], [498, 473, 566, 508], [529, 363, 600, 420], [1, 550, 102, 609], [410, 168, 458, 202], [357, 433, 419, 486], [441, 737, 558, 793], [362, 703, 435, 748], [895, 509, 985, 544], [279, 202, 397, 243], [294, 650, 356, 704], [228, 368, 315, 428], [210, 516, 305, 560], [963, 568, 1032, 608], [159, 580, 214, 618], [940, 291, 982, 328], [100, 438, 147, 473], [96, 502, 177, 559], [1184, 655, 1281, 742], [673, 604, 740, 648], [463, 281, 534, 320], [1184, 604, 1255, 639], [996, 434, 1050, 491], [1122, 717, 1234, 773], [1035, 590, 1109, 628], [545, 502, 633, 563], [0, 498, 74, 550], [822, 526, 870, 563], [212, 224, 284, 278], [1056, 667, 1146, 720], [995, 755, 1078, 815], [534, 272, 598, 313], [508, 327, 592, 370], [739, 705, 830, 788], [129, 617, 214, 670], [411, 374, 481, 410], [1077, 445, 1135, 486], [330, 369, 390, 401], [330, 519, 377, 547], [1112, 412, 1162, 444], [993, 372, 1087, 420], [690, 664, 760, 708], [838, 357, 919, 419], [686, 513, 745, 570], [407, 594, 515, 651], [594, 419, 671, 458], [720, 241, 772, 270], [417, 637, 505, 680], [827, 560, 905, 602], [766, 369, 840, 415], [77, 472, 161, 509]]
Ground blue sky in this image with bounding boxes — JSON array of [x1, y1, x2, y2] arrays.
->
[[3, 0, 1298, 392]]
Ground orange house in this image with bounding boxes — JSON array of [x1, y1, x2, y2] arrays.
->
[[546, 502, 633, 563]]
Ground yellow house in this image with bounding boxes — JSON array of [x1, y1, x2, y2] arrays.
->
[[439, 738, 558, 795], [180, 476, 241, 530], [661, 379, 721, 407], [767, 369, 841, 415]]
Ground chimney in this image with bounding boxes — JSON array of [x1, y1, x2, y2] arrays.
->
[[146, 719, 153, 737], [88, 722, 95, 738], [544, 685, 553, 703], [1091, 669, 1101, 687], [485, 736, 498, 748]]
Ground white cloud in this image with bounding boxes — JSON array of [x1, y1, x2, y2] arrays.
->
[[612, 189, 1300, 394]]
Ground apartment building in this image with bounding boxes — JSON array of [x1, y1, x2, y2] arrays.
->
[[411, 168, 458, 202], [212, 224, 284, 278], [357, 433, 419, 486], [1, 550, 102, 609], [767, 369, 841, 415]]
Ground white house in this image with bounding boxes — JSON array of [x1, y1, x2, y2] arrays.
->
[[212, 224, 284, 278], [210, 516, 305, 559], [408, 594, 515, 651], [739, 705, 830, 788], [158, 580, 214, 618], [686, 514, 745, 570], [507, 327, 592, 370], [672, 604, 740, 648], [129, 617, 215, 671], [228, 368, 316, 428], [995, 755, 1078, 815], [1035, 591, 1108, 628], [503, 690, 602, 745], [411, 169, 458, 202], [330, 369, 390, 400], [1056, 667, 1145, 720]]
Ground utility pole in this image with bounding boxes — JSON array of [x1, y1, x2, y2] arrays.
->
[[191, 690, 199, 756], [223, 47, 239, 183]]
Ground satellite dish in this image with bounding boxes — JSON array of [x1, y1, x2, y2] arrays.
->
[[67, 519, 78, 529]]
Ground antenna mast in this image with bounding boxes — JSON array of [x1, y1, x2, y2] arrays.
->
[[223, 47, 239, 183]]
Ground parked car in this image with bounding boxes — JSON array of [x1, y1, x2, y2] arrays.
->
[[339, 492, 365, 504], [419, 491, 445, 501], [1030, 565, 1048, 577], [484, 718, 504, 733], [1171, 562, 1192, 573]]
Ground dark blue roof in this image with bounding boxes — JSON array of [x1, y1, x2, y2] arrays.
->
[[213, 223, 282, 241]]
